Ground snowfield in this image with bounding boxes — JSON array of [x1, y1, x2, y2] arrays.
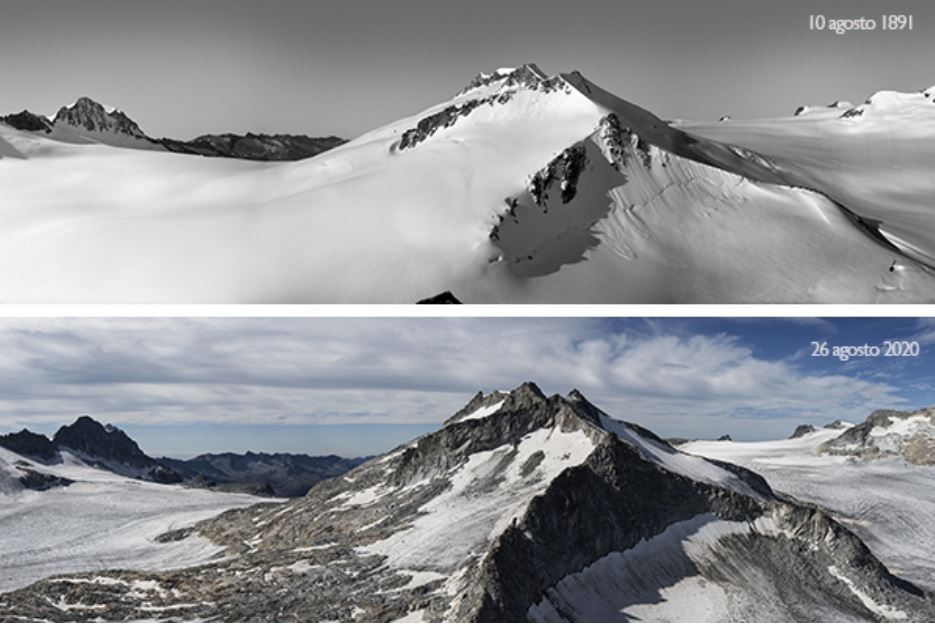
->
[[683, 428, 935, 592], [2, 66, 935, 302], [0, 447, 271, 593]]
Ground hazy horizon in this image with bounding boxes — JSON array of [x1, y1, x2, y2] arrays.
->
[[1, 0, 932, 139], [0, 318, 933, 457]]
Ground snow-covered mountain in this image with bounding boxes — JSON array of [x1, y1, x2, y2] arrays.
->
[[0, 416, 365, 496], [2, 384, 931, 622], [49, 97, 157, 148], [50, 415, 183, 483], [818, 407, 935, 464], [1, 66, 934, 303], [682, 417, 935, 593]]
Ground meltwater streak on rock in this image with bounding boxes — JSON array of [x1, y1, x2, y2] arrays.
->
[[1, 384, 932, 622]]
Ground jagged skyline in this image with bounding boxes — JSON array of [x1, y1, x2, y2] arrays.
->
[[1, 0, 931, 138]]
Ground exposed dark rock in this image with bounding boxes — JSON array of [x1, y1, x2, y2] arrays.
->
[[160, 452, 368, 497], [790, 424, 817, 439], [528, 145, 588, 206], [53, 97, 150, 140], [717, 433, 733, 441], [400, 65, 573, 152], [3, 96, 344, 162], [0, 110, 52, 133], [819, 406, 935, 465], [416, 291, 462, 304], [160, 133, 345, 161], [53, 416, 156, 469], [0, 429, 58, 462], [17, 468, 73, 491]]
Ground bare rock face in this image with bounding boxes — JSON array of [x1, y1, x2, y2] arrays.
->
[[0, 110, 52, 133], [790, 424, 817, 439], [2, 384, 932, 622], [53, 97, 150, 139], [819, 406, 935, 465], [160, 133, 346, 161], [0, 429, 58, 462]]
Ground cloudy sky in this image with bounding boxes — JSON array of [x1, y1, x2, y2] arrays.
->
[[0, 0, 931, 138], [0, 317, 932, 458]]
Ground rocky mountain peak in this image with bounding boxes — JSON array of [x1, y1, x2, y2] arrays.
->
[[52, 96, 149, 139], [0, 110, 53, 133], [0, 429, 58, 462], [52, 415, 151, 468], [458, 63, 571, 97]]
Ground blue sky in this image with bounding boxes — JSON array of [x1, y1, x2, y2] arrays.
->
[[0, 317, 932, 457]]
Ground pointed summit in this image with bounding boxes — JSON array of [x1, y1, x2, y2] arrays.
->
[[458, 63, 562, 96], [52, 96, 149, 139], [52, 415, 151, 467], [51, 415, 181, 483]]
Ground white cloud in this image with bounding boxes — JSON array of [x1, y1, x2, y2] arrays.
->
[[0, 318, 909, 442]]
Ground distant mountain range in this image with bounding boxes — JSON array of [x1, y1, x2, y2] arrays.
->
[[0, 96, 345, 161], [0, 416, 366, 496]]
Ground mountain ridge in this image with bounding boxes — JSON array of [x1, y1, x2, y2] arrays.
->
[[0, 95, 345, 161], [0, 415, 365, 496]]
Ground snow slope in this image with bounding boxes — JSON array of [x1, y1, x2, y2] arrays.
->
[[683, 428, 935, 591], [2, 66, 935, 302], [0, 447, 271, 593], [682, 88, 935, 267]]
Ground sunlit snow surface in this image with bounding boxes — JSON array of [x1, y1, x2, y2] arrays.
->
[[2, 70, 935, 302], [683, 429, 935, 591], [360, 426, 596, 571], [0, 448, 270, 593]]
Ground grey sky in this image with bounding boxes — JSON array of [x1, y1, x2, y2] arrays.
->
[[1, 0, 931, 139], [0, 318, 931, 458]]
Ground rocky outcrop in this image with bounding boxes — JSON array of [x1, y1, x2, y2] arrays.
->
[[416, 291, 462, 304], [54, 416, 157, 468], [527, 145, 588, 206], [0, 110, 52, 133], [399, 65, 575, 152], [53, 97, 151, 140], [790, 424, 817, 439], [17, 467, 73, 491], [819, 406, 935, 464], [160, 133, 345, 161], [0, 429, 58, 462]]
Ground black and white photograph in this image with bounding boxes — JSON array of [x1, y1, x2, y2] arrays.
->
[[1, 317, 935, 621], [1, 0, 934, 303]]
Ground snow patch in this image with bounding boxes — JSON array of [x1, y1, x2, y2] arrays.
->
[[360, 426, 595, 571], [828, 565, 908, 620], [455, 400, 505, 423]]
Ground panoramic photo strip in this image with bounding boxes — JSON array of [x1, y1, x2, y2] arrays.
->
[[1, 317, 934, 621], [1, 0, 933, 303]]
